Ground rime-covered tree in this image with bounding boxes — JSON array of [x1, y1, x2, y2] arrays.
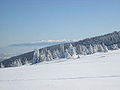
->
[[68, 44, 73, 55], [40, 48, 47, 61], [72, 47, 77, 58], [65, 49, 71, 59], [93, 44, 99, 53], [79, 45, 89, 55], [46, 50, 53, 61], [13, 60, 18, 67], [97, 44, 104, 52], [52, 49, 60, 59], [24, 58, 29, 65], [102, 43, 108, 52], [17, 58, 22, 66], [59, 44, 65, 58], [53, 50, 58, 59], [56, 49, 61, 58], [68, 44, 77, 58], [32, 49, 40, 64], [79, 45, 83, 54], [12, 58, 22, 67], [0, 63, 4, 68], [110, 44, 119, 50], [88, 44, 94, 54]]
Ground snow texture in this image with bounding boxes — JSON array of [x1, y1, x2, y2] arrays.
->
[[0, 49, 120, 90]]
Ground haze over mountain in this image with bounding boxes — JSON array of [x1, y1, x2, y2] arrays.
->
[[9, 40, 77, 47], [0, 40, 75, 61]]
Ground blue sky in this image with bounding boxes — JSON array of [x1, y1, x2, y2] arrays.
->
[[0, 0, 120, 46]]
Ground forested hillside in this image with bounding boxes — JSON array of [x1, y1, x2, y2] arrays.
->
[[1, 31, 120, 68]]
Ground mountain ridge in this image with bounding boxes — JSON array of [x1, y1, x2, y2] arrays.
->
[[1, 31, 120, 68]]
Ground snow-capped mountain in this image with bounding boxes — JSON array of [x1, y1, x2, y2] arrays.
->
[[9, 39, 77, 47]]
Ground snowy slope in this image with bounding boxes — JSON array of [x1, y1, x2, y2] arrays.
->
[[0, 50, 120, 90]]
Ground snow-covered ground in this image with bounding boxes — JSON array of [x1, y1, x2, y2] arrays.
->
[[0, 50, 120, 90]]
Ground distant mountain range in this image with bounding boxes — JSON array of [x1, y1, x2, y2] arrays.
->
[[9, 40, 77, 47], [0, 40, 76, 61]]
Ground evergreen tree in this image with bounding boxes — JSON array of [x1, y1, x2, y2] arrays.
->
[[68, 44, 77, 58], [53, 50, 58, 59], [72, 46, 77, 58], [13, 60, 18, 67], [93, 44, 98, 53], [40, 48, 47, 61], [0, 63, 4, 68], [68, 44, 74, 55], [111, 44, 119, 50], [53, 49, 60, 59], [88, 44, 94, 54], [79, 45, 83, 54], [65, 49, 71, 59], [17, 58, 22, 66], [24, 58, 29, 65], [102, 43, 108, 52], [32, 49, 40, 64], [79, 45, 89, 55], [12, 58, 22, 67], [59, 44, 65, 58], [46, 50, 53, 61], [97, 44, 104, 52], [56, 49, 61, 58]]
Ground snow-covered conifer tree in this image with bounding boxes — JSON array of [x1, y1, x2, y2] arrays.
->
[[88, 44, 94, 54], [59, 44, 65, 58], [72, 46, 77, 58], [12, 58, 22, 67], [79, 45, 89, 55], [53, 50, 58, 59], [46, 50, 53, 61], [13, 60, 18, 67], [0, 63, 4, 68], [79, 45, 83, 54], [40, 48, 46, 61], [83, 45, 89, 55], [17, 58, 22, 66], [32, 49, 40, 64], [93, 44, 98, 53], [111, 44, 119, 50], [68, 44, 74, 55], [68, 44, 77, 58], [97, 44, 104, 52], [24, 58, 29, 65], [53, 49, 60, 59], [65, 49, 71, 59], [102, 43, 108, 52], [56, 49, 61, 58]]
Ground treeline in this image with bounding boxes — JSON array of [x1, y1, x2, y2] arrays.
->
[[0, 31, 120, 68]]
